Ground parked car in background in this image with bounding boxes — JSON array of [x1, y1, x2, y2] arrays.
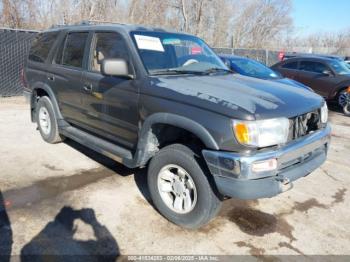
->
[[272, 56, 350, 115], [219, 54, 312, 91], [278, 52, 344, 62], [345, 57, 350, 69]]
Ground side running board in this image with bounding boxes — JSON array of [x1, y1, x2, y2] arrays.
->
[[60, 125, 133, 164]]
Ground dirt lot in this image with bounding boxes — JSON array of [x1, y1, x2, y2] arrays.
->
[[0, 97, 350, 260]]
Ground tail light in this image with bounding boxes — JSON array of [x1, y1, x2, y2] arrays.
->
[[278, 51, 285, 61]]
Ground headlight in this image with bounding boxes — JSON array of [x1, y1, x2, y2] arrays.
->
[[320, 102, 328, 124], [233, 118, 289, 147]]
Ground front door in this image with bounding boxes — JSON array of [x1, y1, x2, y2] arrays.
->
[[81, 31, 139, 150], [297, 61, 336, 98]]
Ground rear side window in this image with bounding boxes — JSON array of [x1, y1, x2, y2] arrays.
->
[[282, 61, 298, 70], [300, 61, 328, 74], [29, 32, 59, 63], [61, 32, 89, 68]]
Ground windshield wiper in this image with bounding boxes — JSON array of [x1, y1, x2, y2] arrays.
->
[[151, 69, 204, 76], [202, 67, 235, 75]]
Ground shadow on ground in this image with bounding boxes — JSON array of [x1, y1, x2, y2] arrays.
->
[[21, 206, 119, 262], [64, 139, 151, 202], [0, 190, 12, 262]]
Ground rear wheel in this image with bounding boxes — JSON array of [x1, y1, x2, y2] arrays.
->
[[147, 144, 222, 229], [36, 96, 64, 143]]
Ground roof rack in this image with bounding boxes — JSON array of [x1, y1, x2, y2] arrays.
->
[[50, 24, 67, 29], [75, 20, 126, 26], [50, 20, 125, 29]]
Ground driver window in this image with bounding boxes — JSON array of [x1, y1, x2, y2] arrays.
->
[[91, 32, 131, 73]]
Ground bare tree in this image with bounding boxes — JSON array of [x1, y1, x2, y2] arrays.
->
[[6, 0, 348, 55]]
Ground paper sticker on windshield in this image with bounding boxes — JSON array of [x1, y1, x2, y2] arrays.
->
[[134, 35, 164, 52], [163, 38, 181, 45]]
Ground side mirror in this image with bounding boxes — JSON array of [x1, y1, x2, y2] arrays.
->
[[322, 69, 333, 77], [101, 59, 134, 79], [222, 58, 231, 68]]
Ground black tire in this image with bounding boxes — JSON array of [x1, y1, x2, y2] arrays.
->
[[147, 144, 222, 229], [338, 90, 350, 114], [343, 103, 350, 116], [35, 96, 64, 144]]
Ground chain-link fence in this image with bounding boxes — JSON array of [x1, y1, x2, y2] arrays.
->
[[0, 28, 38, 98], [0, 28, 346, 99], [213, 47, 281, 66]]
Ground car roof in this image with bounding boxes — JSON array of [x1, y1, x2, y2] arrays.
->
[[284, 52, 343, 60], [43, 22, 186, 35], [219, 54, 254, 61], [281, 56, 339, 64], [218, 54, 259, 62]]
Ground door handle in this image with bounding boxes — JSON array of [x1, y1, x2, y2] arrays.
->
[[83, 84, 93, 92], [47, 75, 55, 81]]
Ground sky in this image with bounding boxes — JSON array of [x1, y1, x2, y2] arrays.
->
[[292, 0, 350, 35]]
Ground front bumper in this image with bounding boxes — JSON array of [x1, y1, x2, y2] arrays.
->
[[203, 124, 331, 199]]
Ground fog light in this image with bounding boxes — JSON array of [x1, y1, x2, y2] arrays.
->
[[252, 159, 277, 173]]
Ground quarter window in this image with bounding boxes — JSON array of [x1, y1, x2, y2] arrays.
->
[[29, 31, 59, 63], [62, 32, 89, 68], [91, 32, 131, 73]]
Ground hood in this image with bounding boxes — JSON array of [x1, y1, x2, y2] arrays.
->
[[273, 78, 314, 92], [147, 74, 324, 120]]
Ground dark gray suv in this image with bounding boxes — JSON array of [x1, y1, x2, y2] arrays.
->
[[24, 22, 331, 229]]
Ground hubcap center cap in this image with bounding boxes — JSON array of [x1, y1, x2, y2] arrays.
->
[[173, 179, 185, 196]]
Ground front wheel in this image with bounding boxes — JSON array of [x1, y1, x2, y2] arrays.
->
[[343, 103, 350, 116], [338, 91, 350, 116], [147, 144, 222, 229]]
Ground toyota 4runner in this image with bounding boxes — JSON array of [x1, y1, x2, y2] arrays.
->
[[24, 22, 331, 229]]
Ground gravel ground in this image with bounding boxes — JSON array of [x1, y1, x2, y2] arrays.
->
[[0, 97, 349, 260]]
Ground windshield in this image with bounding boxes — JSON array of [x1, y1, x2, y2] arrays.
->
[[229, 58, 281, 79], [329, 60, 350, 75], [130, 31, 229, 75]]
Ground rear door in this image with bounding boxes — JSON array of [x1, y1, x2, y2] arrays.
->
[[277, 60, 299, 79], [297, 60, 335, 97], [80, 31, 139, 150], [50, 31, 89, 125], [26, 31, 60, 93]]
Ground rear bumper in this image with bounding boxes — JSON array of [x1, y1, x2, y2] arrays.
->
[[203, 125, 331, 199], [23, 89, 32, 103]]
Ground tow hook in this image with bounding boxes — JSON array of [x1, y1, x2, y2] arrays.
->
[[276, 177, 293, 192]]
